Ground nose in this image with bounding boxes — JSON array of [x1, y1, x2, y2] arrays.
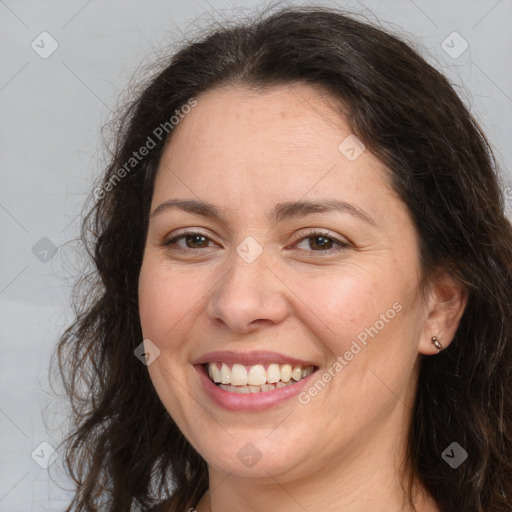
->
[[206, 248, 290, 334]]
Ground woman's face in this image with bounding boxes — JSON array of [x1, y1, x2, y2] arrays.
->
[[138, 84, 431, 482]]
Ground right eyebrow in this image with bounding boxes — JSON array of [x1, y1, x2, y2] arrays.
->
[[151, 199, 227, 221]]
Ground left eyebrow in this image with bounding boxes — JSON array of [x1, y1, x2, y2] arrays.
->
[[271, 199, 376, 226], [151, 198, 376, 226]]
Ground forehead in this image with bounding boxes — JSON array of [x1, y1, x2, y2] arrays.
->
[[164, 83, 349, 163], [152, 84, 394, 213]]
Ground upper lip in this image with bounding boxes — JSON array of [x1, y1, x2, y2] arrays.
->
[[192, 350, 318, 367]]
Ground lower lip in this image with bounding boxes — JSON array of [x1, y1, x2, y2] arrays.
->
[[195, 365, 318, 412]]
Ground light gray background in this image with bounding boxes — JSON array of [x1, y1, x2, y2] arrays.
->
[[1, 0, 511, 510]]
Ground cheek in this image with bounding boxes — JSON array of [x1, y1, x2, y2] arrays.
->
[[284, 265, 399, 349], [138, 259, 204, 427], [138, 258, 206, 347], [289, 271, 415, 416], [284, 263, 420, 394]]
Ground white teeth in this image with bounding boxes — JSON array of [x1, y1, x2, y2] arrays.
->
[[207, 362, 316, 392], [211, 363, 221, 383], [303, 366, 314, 378], [231, 364, 248, 386], [291, 365, 302, 381], [219, 380, 296, 393], [266, 363, 280, 383], [220, 362, 231, 384], [247, 364, 266, 386], [280, 364, 292, 383]]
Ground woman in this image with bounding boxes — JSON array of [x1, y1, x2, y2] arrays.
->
[[55, 5, 512, 511]]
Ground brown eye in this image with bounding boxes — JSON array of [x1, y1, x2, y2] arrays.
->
[[183, 234, 210, 248], [163, 232, 215, 250], [294, 231, 349, 253], [306, 235, 334, 250]]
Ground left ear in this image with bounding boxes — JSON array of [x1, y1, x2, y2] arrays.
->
[[418, 272, 468, 355]]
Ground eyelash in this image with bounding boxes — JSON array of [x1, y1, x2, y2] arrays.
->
[[162, 228, 350, 255]]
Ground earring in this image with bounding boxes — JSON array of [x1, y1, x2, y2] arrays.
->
[[431, 336, 443, 352]]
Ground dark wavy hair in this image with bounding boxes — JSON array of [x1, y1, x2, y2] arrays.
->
[[53, 5, 512, 511]]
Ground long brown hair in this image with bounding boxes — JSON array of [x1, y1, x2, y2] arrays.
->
[[53, 5, 512, 511]]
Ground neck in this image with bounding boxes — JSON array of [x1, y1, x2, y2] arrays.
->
[[197, 473, 435, 512]]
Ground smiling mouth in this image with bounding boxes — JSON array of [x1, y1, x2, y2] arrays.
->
[[204, 362, 317, 394]]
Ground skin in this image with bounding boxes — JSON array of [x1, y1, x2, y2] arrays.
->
[[138, 84, 467, 512]]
